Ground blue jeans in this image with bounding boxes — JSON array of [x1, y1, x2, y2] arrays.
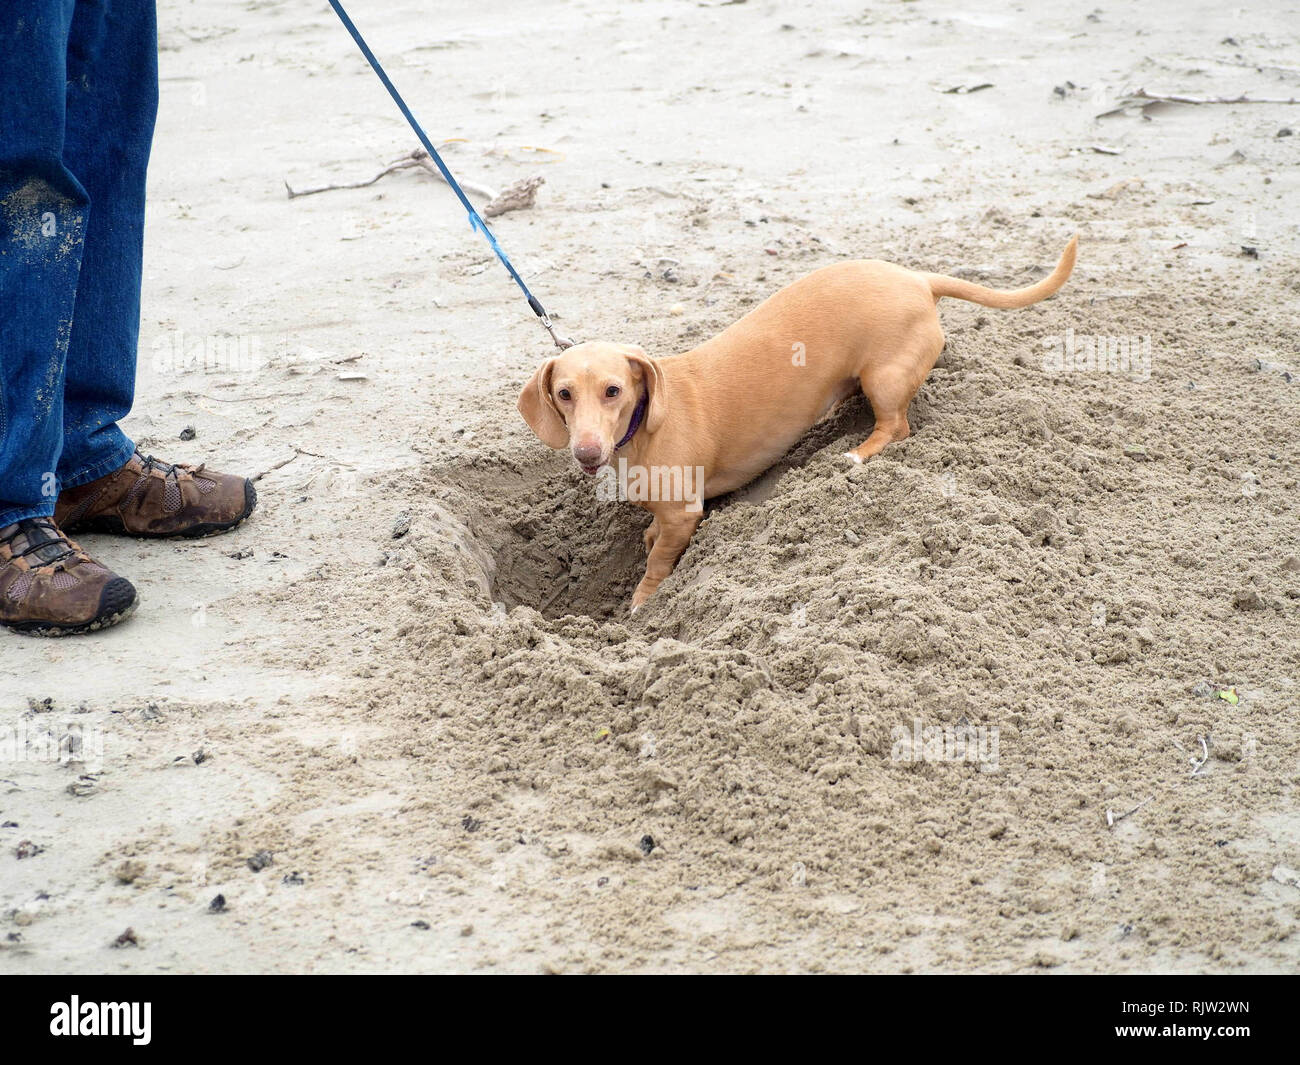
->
[[0, 1, 157, 528]]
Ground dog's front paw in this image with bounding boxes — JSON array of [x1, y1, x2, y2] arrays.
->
[[843, 452, 863, 465], [631, 580, 658, 612]]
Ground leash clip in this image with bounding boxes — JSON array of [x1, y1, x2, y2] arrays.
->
[[540, 314, 574, 351], [527, 296, 573, 349]]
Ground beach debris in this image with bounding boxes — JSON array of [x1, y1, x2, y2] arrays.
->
[[179, 425, 197, 441], [1218, 688, 1240, 706], [1252, 357, 1293, 381], [247, 850, 274, 873], [112, 927, 139, 948], [15, 839, 44, 859], [208, 894, 227, 913], [1190, 736, 1210, 775], [391, 512, 411, 539], [248, 445, 333, 483], [483, 175, 545, 218], [285, 147, 500, 202], [1098, 87, 1300, 118], [461, 815, 481, 833], [943, 83, 994, 94], [639, 834, 656, 855], [66, 775, 99, 798], [1106, 796, 1152, 828]]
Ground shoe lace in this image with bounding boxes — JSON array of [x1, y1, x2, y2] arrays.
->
[[138, 450, 205, 480], [0, 518, 78, 567]]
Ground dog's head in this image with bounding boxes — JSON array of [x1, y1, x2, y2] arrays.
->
[[517, 342, 667, 475]]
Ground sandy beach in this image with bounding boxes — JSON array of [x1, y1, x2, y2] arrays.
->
[[2, 0, 1298, 973]]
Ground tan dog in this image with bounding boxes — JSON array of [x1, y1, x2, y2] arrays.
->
[[519, 236, 1077, 609]]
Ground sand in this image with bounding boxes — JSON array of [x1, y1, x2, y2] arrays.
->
[[2, 0, 1298, 973]]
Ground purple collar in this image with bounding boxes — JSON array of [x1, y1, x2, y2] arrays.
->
[[615, 393, 648, 451]]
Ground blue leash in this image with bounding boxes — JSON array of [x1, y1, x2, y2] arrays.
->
[[327, 0, 572, 349]]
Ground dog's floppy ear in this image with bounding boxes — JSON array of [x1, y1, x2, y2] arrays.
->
[[625, 346, 668, 434], [517, 359, 569, 448]]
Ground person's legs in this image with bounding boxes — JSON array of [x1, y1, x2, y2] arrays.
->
[[0, 1, 85, 527], [55, 0, 159, 489]]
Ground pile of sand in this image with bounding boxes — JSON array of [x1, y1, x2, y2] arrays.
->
[[237, 224, 1299, 971]]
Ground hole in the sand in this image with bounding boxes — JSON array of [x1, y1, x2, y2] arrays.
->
[[438, 459, 650, 621], [493, 507, 648, 621], [437, 394, 885, 621]]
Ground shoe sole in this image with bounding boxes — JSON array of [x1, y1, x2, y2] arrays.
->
[[65, 479, 258, 540], [1, 577, 139, 638]]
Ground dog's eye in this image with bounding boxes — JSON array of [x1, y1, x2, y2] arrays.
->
[[605, 386, 621, 398], [557, 389, 572, 401]]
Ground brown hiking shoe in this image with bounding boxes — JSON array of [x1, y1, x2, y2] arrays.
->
[[55, 449, 257, 539], [0, 518, 138, 636]]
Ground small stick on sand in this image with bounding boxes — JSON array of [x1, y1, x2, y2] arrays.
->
[[1190, 736, 1210, 776], [250, 450, 303, 482], [1099, 88, 1300, 117], [250, 446, 354, 482], [1106, 796, 1153, 828], [285, 149, 500, 202], [1131, 87, 1300, 106]]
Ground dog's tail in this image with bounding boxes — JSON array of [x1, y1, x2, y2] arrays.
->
[[924, 234, 1077, 309]]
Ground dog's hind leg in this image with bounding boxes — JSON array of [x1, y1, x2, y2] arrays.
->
[[844, 326, 943, 464]]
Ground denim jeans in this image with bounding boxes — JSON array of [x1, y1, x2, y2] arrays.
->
[[0, 1, 157, 528]]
